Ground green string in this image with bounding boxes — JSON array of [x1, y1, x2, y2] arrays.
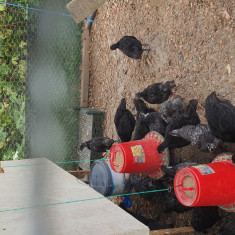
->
[[0, 188, 169, 213], [2, 149, 111, 169], [2, 157, 109, 168], [219, 205, 235, 211]]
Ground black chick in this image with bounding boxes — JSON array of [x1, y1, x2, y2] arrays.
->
[[157, 99, 200, 153], [133, 98, 156, 114], [125, 174, 167, 203], [110, 36, 146, 59], [133, 98, 155, 140], [191, 206, 222, 234], [182, 99, 201, 125], [170, 124, 220, 152], [160, 98, 184, 123], [162, 190, 192, 213], [135, 80, 176, 104], [205, 91, 235, 143], [161, 162, 198, 179], [114, 98, 136, 142], [119, 202, 173, 230], [139, 112, 167, 136], [219, 220, 235, 235], [80, 137, 115, 152]]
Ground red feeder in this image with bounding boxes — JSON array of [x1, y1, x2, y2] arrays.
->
[[109, 132, 170, 179], [174, 153, 235, 212]]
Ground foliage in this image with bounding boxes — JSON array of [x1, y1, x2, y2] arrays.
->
[[0, 1, 28, 160]]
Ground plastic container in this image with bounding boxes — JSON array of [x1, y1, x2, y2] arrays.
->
[[109, 132, 169, 179], [174, 153, 235, 211], [89, 160, 126, 196]]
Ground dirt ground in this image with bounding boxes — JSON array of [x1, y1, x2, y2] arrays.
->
[[87, 0, 235, 233]]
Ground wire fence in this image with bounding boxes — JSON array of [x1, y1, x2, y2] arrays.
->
[[0, 0, 82, 170]]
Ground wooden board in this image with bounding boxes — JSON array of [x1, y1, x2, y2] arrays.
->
[[68, 170, 90, 178], [66, 0, 106, 24], [0, 158, 149, 235], [150, 227, 195, 235], [80, 29, 90, 107]]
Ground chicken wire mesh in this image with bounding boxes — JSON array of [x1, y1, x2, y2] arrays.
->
[[1, 0, 82, 170]]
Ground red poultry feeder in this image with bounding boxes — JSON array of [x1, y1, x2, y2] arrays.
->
[[174, 153, 235, 212], [109, 132, 170, 179]]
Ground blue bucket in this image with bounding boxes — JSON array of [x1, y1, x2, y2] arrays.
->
[[89, 160, 126, 196]]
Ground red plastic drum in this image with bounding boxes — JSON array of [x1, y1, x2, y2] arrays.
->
[[109, 132, 169, 179], [174, 153, 235, 212]]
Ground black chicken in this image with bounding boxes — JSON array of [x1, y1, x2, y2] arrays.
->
[[219, 220, 235, 235], [135, 80, 176, 104], [119, 202, 173, 230], [133, 98, 156, 114], [162, 190, 192, 213], [124, 174, 167, 203], [205, 91, 235, 143], [160, 98, 184, 123], [114, 98, 136, 142], [80, 137, 116, 152], [191, 206, 222, 234], [139, 112, 167, 136], [182, 99, 201, 125], [133, 98, 155, 140], [161, 162, 198, 178], [157, 99, 200, 153], [110, 36, 148, 59], [170, 124, 220, 152]]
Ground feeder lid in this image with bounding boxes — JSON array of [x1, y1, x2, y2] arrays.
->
[[90, 160, 113, 196], [143, 131, 170, 179], [174, 168, 198, 207], [212, 153, 235, 212]]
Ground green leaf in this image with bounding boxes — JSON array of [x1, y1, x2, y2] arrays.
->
[[0, 141, 7, 149], [0, 50, 4, 58], [0, 4, 6, 12], [0, 63, 10, 76], [19, 41, 27, 48], [0, 131, 7, 141], [0, 30, 5, 39], [3, 29, 13, 38], [11, 57, 19, 65], [6, 15, 13, 23]]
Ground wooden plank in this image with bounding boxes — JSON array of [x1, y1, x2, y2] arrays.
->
[[80, 29, 90, 107], [0, 162, 4, 173], [150, 227, 195, 235], [68, 170, 90, 178], [66, 0, 106, 24], [0, 158, 149, 235]]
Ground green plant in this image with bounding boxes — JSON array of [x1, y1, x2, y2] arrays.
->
[[0, 1, 27, 160]]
